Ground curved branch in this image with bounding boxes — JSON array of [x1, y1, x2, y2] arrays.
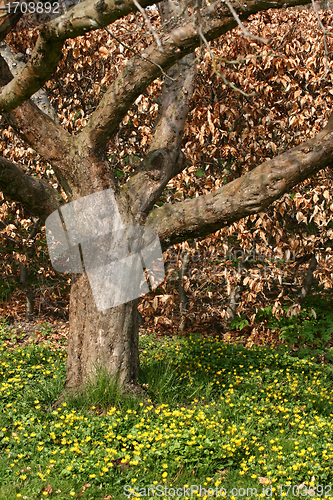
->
[[0, 54, 73, 185], [79, 0, 312, 151], [145, 113, 333, 250], [0, 0, 157, 113], [0, 156, 65, 221]]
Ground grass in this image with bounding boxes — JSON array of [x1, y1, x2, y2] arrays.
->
[[1, 321, 333, 499]]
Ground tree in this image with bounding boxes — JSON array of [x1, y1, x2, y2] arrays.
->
[[0, 0, 331, 393]]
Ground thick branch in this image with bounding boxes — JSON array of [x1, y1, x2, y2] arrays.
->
[[0, 8, 22, 42], [80, 0, 311, 150], [0, 156, 65, 221], [120, 0, 196, 220], [145, 114, 333, 250], [0, 54, 73, 186], [0, 0, 158, 113], [122, 53, 196, 220], [0, 41, 59, 123]]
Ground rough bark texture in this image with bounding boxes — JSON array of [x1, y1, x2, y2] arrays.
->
[[123, 53, 196, 219], [66, 274, 140, 390]]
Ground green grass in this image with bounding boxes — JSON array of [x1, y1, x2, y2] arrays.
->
[[1, 325, 333, 499]]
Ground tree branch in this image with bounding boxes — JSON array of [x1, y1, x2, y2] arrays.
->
[[0, 7, 22, 42], [0, 41, 59, 123], [145, 113, 333, 250], [0, 54, 74, 187], [79, 0, 312, 151], [123, 51, 196, 220], [0, 156, 65, 221], [0, 0, 158, 113], [122, 0, 196, 220]]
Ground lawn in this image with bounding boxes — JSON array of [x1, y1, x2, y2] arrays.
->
[[1, 320, 333, 499]]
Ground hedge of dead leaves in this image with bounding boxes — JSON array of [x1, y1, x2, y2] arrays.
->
[[0, 7, 333, 341]]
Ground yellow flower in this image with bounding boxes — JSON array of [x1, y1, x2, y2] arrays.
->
[[162, 472, 168, 478]]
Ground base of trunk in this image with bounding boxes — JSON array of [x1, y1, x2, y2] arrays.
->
[[65, 273, 140, 393]]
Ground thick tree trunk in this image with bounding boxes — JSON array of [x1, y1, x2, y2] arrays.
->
[[65, 273, 140, 392]]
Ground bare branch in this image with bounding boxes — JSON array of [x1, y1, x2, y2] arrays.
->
[[298, 255, 318, 303], [0, 156, 65, 221], [80, 0, 312, 150], [311, 0, 333, 77], [145, 113, 333, 249], [0, 0, 158, 113], [0, 54, 73, 183], [120, 0, 196, 222], [104, 27, 174, 80], [223, 0, 269, 44], [0, 41, 59, 123]]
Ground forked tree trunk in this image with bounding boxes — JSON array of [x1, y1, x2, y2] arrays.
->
[[65, 273, 140, 392]]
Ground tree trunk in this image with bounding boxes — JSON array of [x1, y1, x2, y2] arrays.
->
[[65, 273, 140, 393]]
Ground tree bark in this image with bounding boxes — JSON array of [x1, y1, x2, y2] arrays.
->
[[66, 273, 140, 391], [0, 156, 65, 220]]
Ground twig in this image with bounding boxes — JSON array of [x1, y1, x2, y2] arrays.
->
[[132, 0, 163, 52], [223, 0, 270, 44], [172, 460, 184, 482], [197, 25, 254, 96], [312, 0, 333, 77], [104, 27, 174, 81]]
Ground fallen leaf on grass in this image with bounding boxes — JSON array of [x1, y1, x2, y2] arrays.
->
[[41, 484, 52, 494], [78, 483, 92, 497], [258, 477, 272, 485]]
